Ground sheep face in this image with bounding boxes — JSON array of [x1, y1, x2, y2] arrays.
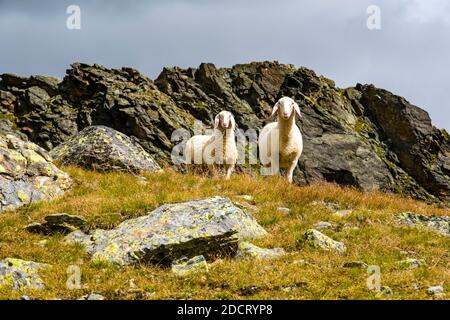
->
[[214, 111, 236, 130], [271, 97, 301, 120]]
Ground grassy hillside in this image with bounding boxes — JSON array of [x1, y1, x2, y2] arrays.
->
[[0, 167, 448, 300]]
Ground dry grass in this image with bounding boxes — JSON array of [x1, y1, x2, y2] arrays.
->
[[0, 167, 448, 300]]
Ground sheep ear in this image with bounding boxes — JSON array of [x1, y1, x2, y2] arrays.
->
[[230, 116, 236, 130], [293, 102, 302, 118], [270, 102, 279, 118], [214, 115, 220, 128]]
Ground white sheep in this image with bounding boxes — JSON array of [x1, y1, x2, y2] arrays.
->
[[258, 97, 303, 183], [185, 111, 238, 179]]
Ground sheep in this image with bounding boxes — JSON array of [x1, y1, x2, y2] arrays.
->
[[185, 111, 238, 179], [258, 97, 303, 183]]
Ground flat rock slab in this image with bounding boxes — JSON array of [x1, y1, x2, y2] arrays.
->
[[396, 212, 450, 237], [0, 134, 72, 213], [65, 196, 267, 266], [50, 125, 161, 173], [0, 258, 47, 290], [25, 213, 88, 235]]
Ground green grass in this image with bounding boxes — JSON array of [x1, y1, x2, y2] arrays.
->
[[0, 167, 448, 300]]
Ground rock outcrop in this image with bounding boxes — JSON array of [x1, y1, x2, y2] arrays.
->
[[0, 134, 72, 213], [1, 62, 449, 204], [50, 126, 160, 173], [65, 196, 267, 266], [396, 212, 449, 237]]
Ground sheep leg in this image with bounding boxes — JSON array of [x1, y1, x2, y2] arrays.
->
[[286, 161, 297, 183], [225, 164, 235, 180]]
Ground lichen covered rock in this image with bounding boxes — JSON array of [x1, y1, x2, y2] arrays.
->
[[171, 255, 209, 277], [0, 134, 72, 212], [302, 229, 347, 254], [398, 258, 425, 269], [65, 196, 267, 266], [236, 241, 285, 260], [396, 212, 450, 237], [0, 258, 47, 290], [50, 126, 160, 173]]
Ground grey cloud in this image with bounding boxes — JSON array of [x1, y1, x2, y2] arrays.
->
[[0, 0, 448, 130]]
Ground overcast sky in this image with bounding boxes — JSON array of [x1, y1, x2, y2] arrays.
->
[[0, 0, 449, 130]]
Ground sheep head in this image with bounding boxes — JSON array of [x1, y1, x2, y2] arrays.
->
[[271, 97, 301, 120], [214, 111, 236, 131]]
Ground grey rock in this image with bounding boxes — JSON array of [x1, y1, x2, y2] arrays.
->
[[79, 293, 106, 300], [50, 126, 161, 173], [396, 212, 450, 237], [315, 221, 333, 230], [334, 209, 353, 217], [0, 258, 47, 290], [302, 229, 347, 254], [398, 258, 425, 269], [0, 134, 72, 213], [236, 241, 285, 260], [171, 255, 209, 277], [426, 285, 444, 296], [65, 196, 267, 266]]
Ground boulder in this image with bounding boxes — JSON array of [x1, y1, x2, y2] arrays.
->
[[0, 134, 72, 213], [65, 196, 267, 266], [0, 258, 47, 290], [50, 126, 161, 173], [301, 229, 347, 254]]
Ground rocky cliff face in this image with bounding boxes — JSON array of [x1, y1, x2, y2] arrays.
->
[[1, 62, 449, 204]]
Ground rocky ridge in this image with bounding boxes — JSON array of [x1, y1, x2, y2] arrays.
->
[[1, 61, 449, 204]]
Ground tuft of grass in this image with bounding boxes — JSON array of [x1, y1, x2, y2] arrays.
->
[[0, 166, 448, 300]]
